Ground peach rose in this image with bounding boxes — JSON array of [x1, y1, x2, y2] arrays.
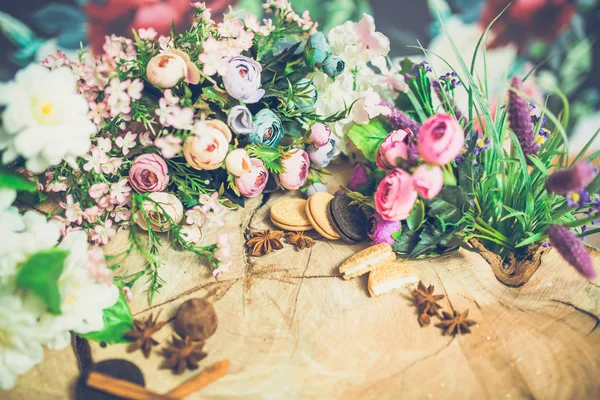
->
[[183, 120, 232, 170], [225, 149, 252, 177], [146, 49, 200, 88], [135, 192, 184, 231]]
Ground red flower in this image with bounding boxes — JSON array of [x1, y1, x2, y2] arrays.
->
[[480, 0, 577, 51], [85, 0, 235, 54]]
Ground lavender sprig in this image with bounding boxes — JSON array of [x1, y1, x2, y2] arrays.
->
[[546, 161, 596, 195], [547, 225, 596, 279], [508, 76, 538, 157], [381, 101, 420, 133]]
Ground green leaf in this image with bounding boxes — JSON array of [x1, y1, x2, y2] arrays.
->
[[391, 226, 403, 241], [409, 223, 464, 258], [0, 168, 37, 192], [392, 226, 421, 254], [16, 249, 69, 314], [407, 199, 425, 231], [80, 290, 133, 344], [426, 186, 466, 229], [346, 118, 389, 162]]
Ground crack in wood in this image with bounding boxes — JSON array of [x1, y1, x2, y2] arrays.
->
[[551, 299, 600, 334]]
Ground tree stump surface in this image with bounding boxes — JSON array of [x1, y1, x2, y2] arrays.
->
[[7, 164, 600, 399]]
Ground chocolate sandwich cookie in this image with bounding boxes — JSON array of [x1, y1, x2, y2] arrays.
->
[[327, 193, 368, 243]]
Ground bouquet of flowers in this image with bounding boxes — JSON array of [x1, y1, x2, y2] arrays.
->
[[344, 23, 599, 283], [0, 1, 367, 389]]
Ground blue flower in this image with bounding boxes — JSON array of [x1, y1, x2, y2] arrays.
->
[[249, 109, 284, 147]]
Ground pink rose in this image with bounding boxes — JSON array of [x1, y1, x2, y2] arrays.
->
[[234, 158, 269, 197], [146, 49, 201, 88], [129, 154, 169, 193], [309, 123, 332, 147], [412, 164, 444, 199], [184, 120, 232, 170], [377, 129, 410, 170], [374, 168, 418, 221], [225, 149, 252, 177], [279, 149, 310, 190], [417, 114, 465, 165]]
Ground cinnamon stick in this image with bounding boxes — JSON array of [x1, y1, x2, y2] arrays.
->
[[166, 359, 230, 398], [86, 372, 175, 400]]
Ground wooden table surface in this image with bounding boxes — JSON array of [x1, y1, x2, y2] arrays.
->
[[7, 164, 600, 399]]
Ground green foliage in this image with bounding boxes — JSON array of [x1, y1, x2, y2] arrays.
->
[[16, 249, 69, 314], [246, 144, 285, 173], [346, 118, 390, 162], [0, 167, 37, 192], [80, 290, 133, 344]]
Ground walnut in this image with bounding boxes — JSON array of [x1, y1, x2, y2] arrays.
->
[[173, 298, 218, 341]]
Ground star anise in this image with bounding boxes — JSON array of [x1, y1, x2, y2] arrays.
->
[[435, 310, 477, 336], [285, 231, 316, 250], [412, 280, 445, 321], [124, 312, 167, 358], [246, 230, 283, 256], [160, 335, 208, 375]]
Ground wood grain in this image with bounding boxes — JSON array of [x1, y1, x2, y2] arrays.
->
[[7, 164, 600, 399]]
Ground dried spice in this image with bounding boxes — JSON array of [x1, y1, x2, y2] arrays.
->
[[417, 313, 432, 328], [285, 231, 316, 250], [123, 313, 167, 358], [412, 281, 445, 319], [174, 298, 218, 341], [246, 230, 284, 256], [435, 310, 477, 336], [160, 336, 208, 375]]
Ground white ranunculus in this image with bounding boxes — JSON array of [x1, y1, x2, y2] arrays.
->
[[0, 64, 96, 173], [0, 293, 45, 389], [427, 17, 517, 111], [36, 231, 119, 349]]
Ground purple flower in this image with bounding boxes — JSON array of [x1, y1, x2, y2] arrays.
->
[[566, 191, 590, 208], [547, 225, 596, 279], [546, 161, 597, 195], [508, 76, 538, 156], [381, 101, 421, 134], [347, 163, 374, 194], [368, 213, 401, 245]]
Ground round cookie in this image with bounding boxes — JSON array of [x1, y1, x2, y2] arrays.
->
[[270, 198, 313, 231], [305, 192, 340, 240], [327, 194, 368, 243]]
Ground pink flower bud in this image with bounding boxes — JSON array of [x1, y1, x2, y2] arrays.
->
[[225, 149, 252, 177], [376, 129, 409, 170], [129, 154, 169, 193], [374, 168, 417, 221], [417, 114, 464, 166], [412, 164, 444, 199], [234, 158, 269, 197], [279, 149, 310, 190], [309, 123, 332, 147]]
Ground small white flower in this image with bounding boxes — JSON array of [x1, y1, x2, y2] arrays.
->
[[0, 64, 95, 173], [115, 131, 137, 155]]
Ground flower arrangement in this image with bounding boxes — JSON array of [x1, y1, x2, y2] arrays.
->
[[0, 1, 367, 389], [344, 24, 599, 283], [0, 1, 357, 307]]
